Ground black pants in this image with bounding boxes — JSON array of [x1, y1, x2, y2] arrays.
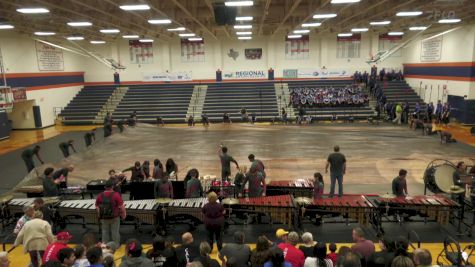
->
[[206, 224, 223, 251], [118, 125, 124, 133], [84, 136, 92, 147], [60, 146, 70, 157], [22, 156, 35, 172], [104, 125, 112, 137]]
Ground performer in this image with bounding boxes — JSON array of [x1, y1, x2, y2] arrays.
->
[[95, 180, 126, 245], [157, 116, 165, 127], [58, 140, 77, 158], [107, 169, 126, 193], [84, 129, 96, 147], [117, 120, 125, 133], [441, 103, 451, 126], [241, 107, 248, 122], [313, 172, 324, 199], [127, 114, 136, 127], [122, 161, 146, 182], [391, 169, 408, 197], [103, 112, 113, 137], [223, 113, 232, 124], [165, 158, 178, 177], [453, 162, 466, 187], [202, 192, 225, 251], [325, 145, 346, 197], [21, 145, 44, 172], [201, 113, 210, 126], [188, 116, 195, 127], [42, 168, 59, 197], [234, 166, 247, 197], [244, 154, 266, 197], [152, 159, 164, 179], [218, 144, 239, 182], [52, 165, 74, 189], [185, 169, 203, 198], [154, 175, 174, 199], [142, 160, 151, 179], [281, 108, 288, 124]]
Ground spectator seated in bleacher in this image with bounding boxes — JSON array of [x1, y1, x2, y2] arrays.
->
[[290, 85, 369, 108]]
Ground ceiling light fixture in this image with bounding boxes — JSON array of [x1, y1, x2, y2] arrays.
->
[[119, 4, 150, 11], [370, 21, 391, 25], [66, 36, 84, 40], [302, 22, 322, 27], [331, 0, 360, 3], [396, 11, 423, 17], [100, 29, 120, 33], [122, 35, 139, 39], [236, 31, 252, 35], [34, 32, 55, 36], [148, 19, 172, 24], [293, 29, 310, 34], [90, 41, 106, 44], [0, 25, 14, 30], [188, 38, 203, 41], [234, 25, 252, 29], [238, 36, 252, 40], [139, 39, 154, 43], [338, 33, 353, 37], [351, 28, 368, 32], [67, 22, 92, 27], [225, 1, 254, 7], [179, 33, 196, 37], [287, 34, 302, 39], [409, 26, 428, 31], [16, 8, 49, 14], [438, 18, 461, 23], [313, 14, 337, 19], [388, 31, 404, 36], [236, 16, 253, 21], [167, 27, 186, 31]]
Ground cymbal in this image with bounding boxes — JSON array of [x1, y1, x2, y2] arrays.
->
[[449, 186, 465, 194], [155, 198, 172, 204], [379, 193, 396, 199], [294, 197, 312, 205], [222, 198, 239, 205]]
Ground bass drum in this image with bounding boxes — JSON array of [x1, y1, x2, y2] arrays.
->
[[424, 163, 456, 193]]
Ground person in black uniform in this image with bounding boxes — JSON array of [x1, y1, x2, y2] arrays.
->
[[42, 167, 60, 197], [157, 116, 165, 127], [165, 158, 178, 177], [59, 140, 77, 158], [122, 161, 146, 182], [223, 113, 232, 124], [21, 145, 44, 172], [53, 165, 74, 188], [218, 144, 239, 182], [453, 161, 466, 187], [84, 129, 96, 147], [117, 120, 125, 133], [104, 112, 113, 137]]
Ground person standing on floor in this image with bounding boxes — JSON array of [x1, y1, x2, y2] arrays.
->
[[95, 180, 126, 245], [103, 112, 113, 138], [58, 140, 77, 158], [325, 145, 346, 197], [218, 144, 239, 182], [21, 145, 44, 173], [201, 192, 225, 252]]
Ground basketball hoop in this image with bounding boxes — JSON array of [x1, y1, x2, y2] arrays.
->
[[0, 86, 14, 112]]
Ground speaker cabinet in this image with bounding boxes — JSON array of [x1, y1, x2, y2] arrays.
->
[[33, 105, 42, 128]]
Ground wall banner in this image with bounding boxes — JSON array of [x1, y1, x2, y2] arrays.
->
[[142, 72, 192, 82], [283, 69, 298, 78], [223, 70, 266, 79], [129, 40, 154, 64], [421, 36, 443, 62], [285, 35, 309, 60], [181, 39, 205, 62], [35, 41, 64, 71], [297, 69, 350, 78], [245, 48, 262, 60]]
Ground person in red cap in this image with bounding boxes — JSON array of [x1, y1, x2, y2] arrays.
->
[[42, 231, 72, 264]]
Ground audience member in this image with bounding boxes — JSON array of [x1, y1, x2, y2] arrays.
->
[[73, 245, 90, 267], [119, 239, 154, 267], [43, 231, 73, 263], [298, 232, 316, 258], [202, 192, 225, 251], [195, 242, 220, 267], [0, 252, 10, 267], [276, 229, 289, 245], [304, 242, 333, 267], [350, 227, 375, 261], [278, 231, 305, 267], [327, 243, 338, 267], [413, 249, 437, 267], [251, 236, 273, 267], [86, 247, 104, 267], [58, 247, 76, 267], [394, 236, 413, 259], [338, 252, 361, 267], [391, 256, 414, 267], [176, 232, 200, 267], [82, 233, 99, 250], [264, 248, 292, 267], [367, 237, 396, 267], [146, 236, 177, 267], [13, 205, 35, 234], [219, 231, 251, 267]]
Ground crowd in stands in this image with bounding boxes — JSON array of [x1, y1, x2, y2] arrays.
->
[[354, 68, 403, 84], [290, 86, 369, 108]]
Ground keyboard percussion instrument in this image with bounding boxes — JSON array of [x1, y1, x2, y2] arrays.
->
[[267, 178, 314, 198], [124, 199, 169, 225], [167, 198, 208, 222], [57, 199, 98, 225]]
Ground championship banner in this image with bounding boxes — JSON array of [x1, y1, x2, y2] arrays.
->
[[129, 40, 154, 64], [245, 48, 262, 60], [142, 72, 192, 82], [337, 34, 361, 58], [223, 70, 266, 79], [12, 87, 27, 102], [379, 33, 402, 57], [297, 69, 350, 78], [181, 39, 205, 62], [35, 41, 64, 71], [285, 35, 309, 60]]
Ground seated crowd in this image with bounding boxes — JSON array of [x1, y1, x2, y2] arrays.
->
[[290, 86, 369, 108]]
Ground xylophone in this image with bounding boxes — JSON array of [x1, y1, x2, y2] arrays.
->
[[234, 195, 296, 227], [123, 199, 163, 225], [266, 178, 314, 198], [57, 199, 98, 225], [167, 198, 208, 222], [368, 195, 460, 225], [300, 195, 376, 225]]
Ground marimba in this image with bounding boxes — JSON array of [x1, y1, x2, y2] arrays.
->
[[266, 179, 314, 198], [369, 195, 459, 224], [167, 198, 208, 222], [8, 197, 60, 217], [301, 195, 376, 225], [57, 199, 97, 225], [235, 195, 295, 227], [124, 199, 162, 225]]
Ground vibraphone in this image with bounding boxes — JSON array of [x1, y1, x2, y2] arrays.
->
[[7, 197, 60, 217], [167, 198, 208, 222], [234, 195, 295, 227], [266, 179, 314, 198], [57, 199, 98, 225], [301, 195, 376, 225], [368, 195, 460, 224], [124, 199, 162, 225]]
